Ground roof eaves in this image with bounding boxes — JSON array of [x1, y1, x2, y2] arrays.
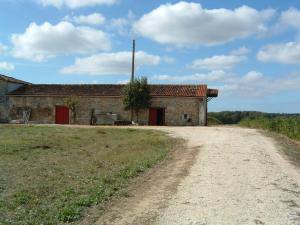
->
[[0, 74, 31, 84]]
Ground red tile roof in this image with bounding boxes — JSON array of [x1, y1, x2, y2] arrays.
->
[[8, 84, 218, 98], [151, 85, 208, 97]]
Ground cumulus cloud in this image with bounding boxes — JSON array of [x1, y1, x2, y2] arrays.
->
[[189, 47, 249, 70], [38, 0, 118, 8], [231, 47, 251, 56], [152, 70, 300, 97], [107, 10, 135, 36], [11, 21, 111, 61], [190, 55, 244, 71], [218, 71, 300, 97], [153, 70, 229, 82], [109, 18, 131, 36], [240, 71, 264, 82], [60, 51, 160, 75], [279, 7, 300, 30], [0, 43, 8, 55], [257, 41, 300, 64], [0, 62, 15, 71], [133, 2, 275, 47], [64, 13, 106, 25], [190, 56, 242, 70]]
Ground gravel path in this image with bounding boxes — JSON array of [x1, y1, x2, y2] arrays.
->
[[93, 126, 300, 225], [155, 127, 300, 225]]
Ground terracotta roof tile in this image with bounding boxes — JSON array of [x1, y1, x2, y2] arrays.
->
[[8, 84, 217, 98]]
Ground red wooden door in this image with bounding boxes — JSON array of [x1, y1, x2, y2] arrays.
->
[[55, 106, 70, 124], [149, 108, 157, 125]]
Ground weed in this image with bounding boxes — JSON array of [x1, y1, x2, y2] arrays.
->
[[14, 190, 31, 205], [58, 204, 82, 222]]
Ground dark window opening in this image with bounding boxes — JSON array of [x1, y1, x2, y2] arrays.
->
[[183, 113, 188, 120], [156, 108, 165, 125]]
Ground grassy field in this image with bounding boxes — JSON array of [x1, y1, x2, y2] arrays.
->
[[240, 117, 300, 141], [0, 125, 176, 225]]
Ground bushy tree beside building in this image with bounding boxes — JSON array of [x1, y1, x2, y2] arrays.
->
[[123, 77, 151, 123]]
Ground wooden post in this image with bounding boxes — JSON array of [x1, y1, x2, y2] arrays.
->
[[130, 40, 135, 121], [131, 39, 135, 82]]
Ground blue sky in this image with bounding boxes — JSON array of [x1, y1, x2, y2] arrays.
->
[[0, 0, 300, 112]]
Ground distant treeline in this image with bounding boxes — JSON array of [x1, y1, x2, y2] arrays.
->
[[208, 111, 300, 124]]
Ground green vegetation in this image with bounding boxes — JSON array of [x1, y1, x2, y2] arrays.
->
[[123, 77, 151, 122], [209, 111, 299, 124], [0, 125, 175, 225], [240, 116, 300, 141], [207, 116, 223, 126], [64, 96, 79, 123]]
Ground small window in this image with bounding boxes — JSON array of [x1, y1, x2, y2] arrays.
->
[[183, 113, 188, 120]]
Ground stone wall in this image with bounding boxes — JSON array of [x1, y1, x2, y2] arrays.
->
[[0, 80, 7, 122], [8, 96, 207, 126], [149, 97, 204, 126], [0, 80, 24, 122]]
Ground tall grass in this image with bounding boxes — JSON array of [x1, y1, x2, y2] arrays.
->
[[240, 116, 300, 141]]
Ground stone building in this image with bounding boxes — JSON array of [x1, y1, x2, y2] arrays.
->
[[0, 74, 218, 126], [0, 75, 31, 123]]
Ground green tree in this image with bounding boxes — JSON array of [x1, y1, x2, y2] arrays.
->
[[64, 96, 79, 124], [123, 77, 151, 123]]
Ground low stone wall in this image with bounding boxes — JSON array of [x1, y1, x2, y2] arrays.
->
[[8, 96, 206, 126]]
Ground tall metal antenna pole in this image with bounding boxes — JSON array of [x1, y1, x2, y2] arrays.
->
[[131, 39, 135, 82]]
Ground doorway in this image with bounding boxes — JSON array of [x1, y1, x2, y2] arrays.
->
[[149, 108, 165, 125], [55, 106, 70, 124]]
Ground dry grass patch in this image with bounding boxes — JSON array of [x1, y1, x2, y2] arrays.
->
[[0, 125, 175, 225], [261, 130, 300, 168]]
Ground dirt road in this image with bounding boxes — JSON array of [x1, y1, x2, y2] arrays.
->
[[94, 127, 300, 225]]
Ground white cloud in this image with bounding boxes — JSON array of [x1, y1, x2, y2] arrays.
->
[[240, 71, 264, 82], [133, 2, 275, 47], [231, 47, 251, 56], [11, 21, 111, 61], [109, 18, 130, 35], [64, 13, 106, 25], [108, 10, 135, 36], [60, 51, 160, 75], [0, 62, 15, 71], [117, 79, 130, 84], [190, 47, 249, 70], [0, 43, 8, 55], [279, 7, 300, 30], [152, 70, 229, 82], [151, 70, 300, 97], [162, 56, 175, 63], [257, 41, 300, 64], [38, 0, 118, 8], [214, 71, 300, 97], [191, 55, 246, 70]]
